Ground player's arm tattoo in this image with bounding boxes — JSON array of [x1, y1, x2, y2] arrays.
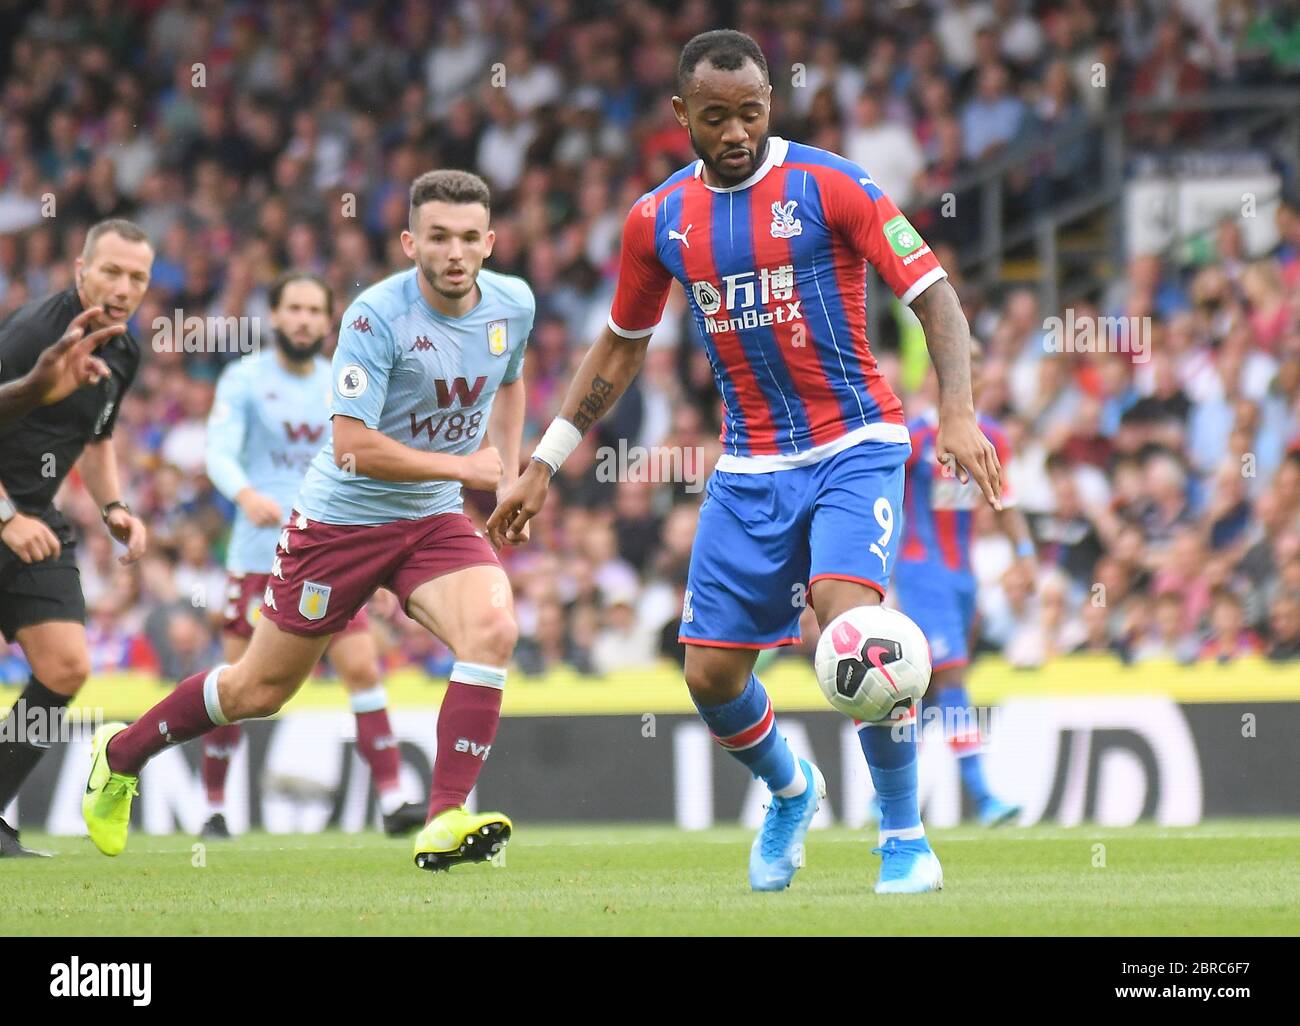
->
[[571, 374, 614, 433], [557, 329, 649, 435], [910, 279, 974, 411]]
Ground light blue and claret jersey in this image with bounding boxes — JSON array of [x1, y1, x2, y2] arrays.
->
[[205, 350, 335, 574], [607, 135, 947, 473], [295, 266, 532, 525], [898, 411, 1014, 576]]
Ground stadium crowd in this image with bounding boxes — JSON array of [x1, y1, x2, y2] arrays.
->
[[1, 0, 1299, 684]]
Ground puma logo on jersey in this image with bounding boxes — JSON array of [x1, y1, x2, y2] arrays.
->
[[454, 737, 491, 760], [668, 224, 693, 247]]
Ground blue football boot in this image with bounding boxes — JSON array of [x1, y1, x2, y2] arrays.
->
[[873, 836, 944, 894], [749, 759, 826, 892], [977, 795, 1021, 827]]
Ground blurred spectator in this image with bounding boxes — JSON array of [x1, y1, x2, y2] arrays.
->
[[1266, 590, 1300, 662], [591, 586, 660, 673], [960, 63, 1025, 160], [1199, 588, 1263, 663], [1123, 592, 1199, 664], [845, 93, 923, 207]]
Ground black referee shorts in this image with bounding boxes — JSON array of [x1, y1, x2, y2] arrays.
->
[[0, 542, 85, 643]]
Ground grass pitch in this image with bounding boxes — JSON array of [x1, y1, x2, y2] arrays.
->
[[2, 821, 1297, 936]]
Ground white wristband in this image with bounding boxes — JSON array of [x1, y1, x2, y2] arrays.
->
[[531, 418, 582, 475]]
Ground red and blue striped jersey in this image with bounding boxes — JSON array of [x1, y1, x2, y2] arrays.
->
[[899, 412, 1015, 575], [608, 136, 947, 471]]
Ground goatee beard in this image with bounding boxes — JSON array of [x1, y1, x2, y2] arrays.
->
[[274, 329, 324, 363], [691, 129, 769, 184]]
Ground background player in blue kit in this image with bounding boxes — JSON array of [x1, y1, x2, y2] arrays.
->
[[492, 30, 1006, 895], [202, 271, 424, 840], [894, 340, 1037, 827]]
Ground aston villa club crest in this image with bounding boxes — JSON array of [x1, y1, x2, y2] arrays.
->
[[487, 319, 508, 356], [769, 199, 802, 239], [299, 580, 331, 621]]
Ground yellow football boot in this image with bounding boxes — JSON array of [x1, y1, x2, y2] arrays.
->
[[82, 722, 138, 856], [412, 806, 512, 872]]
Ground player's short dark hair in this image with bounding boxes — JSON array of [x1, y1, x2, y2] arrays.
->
[[269, 269, 334, 317], [678, 30, 769, 92], [82, 218, 151, 261], [409, 169, 491, 229]]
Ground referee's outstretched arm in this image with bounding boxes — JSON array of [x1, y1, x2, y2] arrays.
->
[[0, 307, 120, 428]]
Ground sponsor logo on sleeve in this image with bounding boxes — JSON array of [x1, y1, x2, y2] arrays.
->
[[884, 215, 924, 257]]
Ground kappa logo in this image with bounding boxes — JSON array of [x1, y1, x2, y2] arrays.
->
[[348, 315, 372, 334], [410, 335, 435, 352], [668, 223, 693, 248], [769, 199, 802, 239], [681, 589, 694, 624], [299, 581, 330, 621], [263, 586, 277, 611], [454, 737, 492, 760]]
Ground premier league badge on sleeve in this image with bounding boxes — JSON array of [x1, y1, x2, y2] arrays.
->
[[487, 319, 508, 356]]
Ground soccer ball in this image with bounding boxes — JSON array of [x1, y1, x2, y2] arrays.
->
[[814, 605, 931, 722]]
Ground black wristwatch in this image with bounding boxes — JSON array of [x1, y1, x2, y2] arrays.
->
[[101, 500, 131, 523]]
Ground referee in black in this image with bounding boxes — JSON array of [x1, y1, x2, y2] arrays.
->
[[0, 218, 152, 856]]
